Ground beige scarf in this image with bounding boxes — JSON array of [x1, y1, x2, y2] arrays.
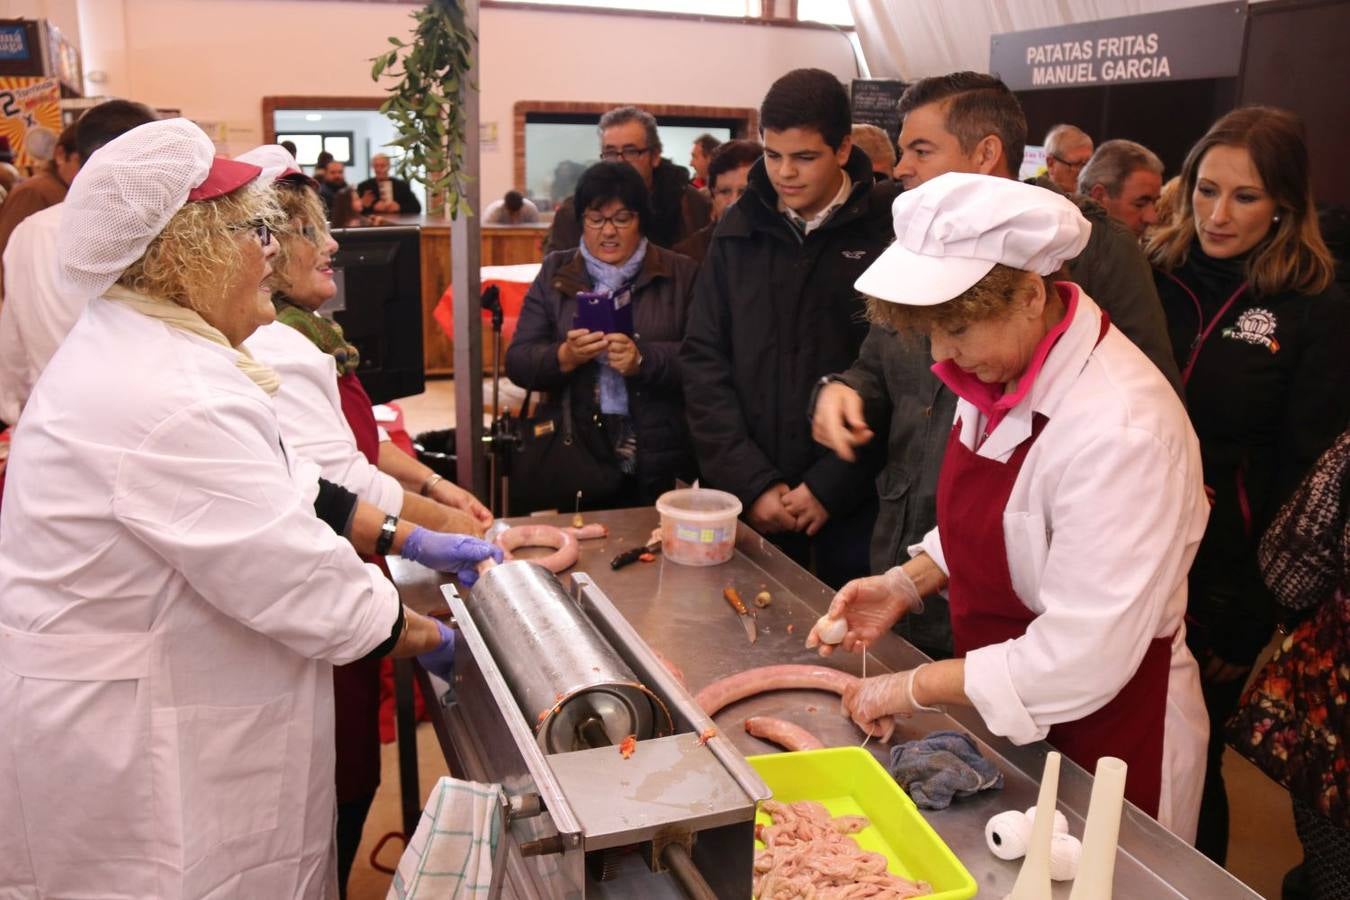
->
[[105, 284, 281, 396]]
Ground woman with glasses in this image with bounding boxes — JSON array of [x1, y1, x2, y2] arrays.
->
[[0, 120, 497, 897], [506, 161, 699, 509], [1147, 106, 1350, 862], [236, 145, 493, 897]]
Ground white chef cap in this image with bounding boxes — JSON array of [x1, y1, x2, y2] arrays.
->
[[58, 118, 263, 299], [234, 144, 318, 189], [855, 172, 1092, 307]]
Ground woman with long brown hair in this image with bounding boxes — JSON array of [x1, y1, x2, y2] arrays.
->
[[1148, 105, 1350, 861]]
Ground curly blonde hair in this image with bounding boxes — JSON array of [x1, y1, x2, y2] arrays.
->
[[270, 181, 331, 300], [865, 264, 1055, 335], [119, 182, 284, 318]]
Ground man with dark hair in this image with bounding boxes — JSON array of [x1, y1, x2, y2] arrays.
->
[[319, 159, 348, 210], [0, 99, 157, 425], [1078, 139, 1165, 238], [673, 138, 762, 263], [483, 188, 541, 225], [689, 133, 721, 190], [810, 71, 1178, 657], [680, 68, 898, 586], [545, 105, 711, 253], [279, 139, 298, 159]]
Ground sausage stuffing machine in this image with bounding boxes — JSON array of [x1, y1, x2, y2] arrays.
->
[[440, 560, 771, 898]]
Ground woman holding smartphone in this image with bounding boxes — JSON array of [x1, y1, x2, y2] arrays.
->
[[506, 162, 699, 509]]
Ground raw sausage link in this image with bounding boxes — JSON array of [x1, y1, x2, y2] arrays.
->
[[695, 664, 858, 717], [491, 522, 609, 573], [495, 525, 579, 573], [744, 716, 827, 752]]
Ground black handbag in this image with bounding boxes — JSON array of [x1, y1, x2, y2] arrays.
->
[[508, 385, 626, 515]]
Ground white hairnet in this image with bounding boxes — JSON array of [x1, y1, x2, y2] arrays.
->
[[58, 118, 261, 299]]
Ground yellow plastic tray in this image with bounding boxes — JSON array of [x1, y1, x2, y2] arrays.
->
[[748, 747, 977, 900]]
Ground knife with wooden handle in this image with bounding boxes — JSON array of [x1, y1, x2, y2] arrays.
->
[[723, 587, 758, 644]]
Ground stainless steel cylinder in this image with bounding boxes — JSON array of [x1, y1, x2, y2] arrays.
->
[[468, 560, 671, 753]]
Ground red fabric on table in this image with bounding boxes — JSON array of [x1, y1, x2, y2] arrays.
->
[[433, 277, 532, 345]]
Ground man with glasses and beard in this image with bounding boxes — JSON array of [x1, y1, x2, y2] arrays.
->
[[545, 105, 710, 253]]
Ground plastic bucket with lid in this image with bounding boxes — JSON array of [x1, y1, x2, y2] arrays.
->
[[655, 488, 742, 566]]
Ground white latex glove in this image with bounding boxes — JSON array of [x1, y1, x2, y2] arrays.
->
[[842, 664, 940, 729], [806, 566, 924, 656]]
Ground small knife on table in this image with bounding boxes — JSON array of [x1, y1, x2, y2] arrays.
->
[[723, 587, 758, 644], [610, 540, 661, 570]]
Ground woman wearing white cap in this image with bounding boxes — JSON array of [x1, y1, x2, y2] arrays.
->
[[0, 119, 493, 896], [808, 172, 1210, 838]]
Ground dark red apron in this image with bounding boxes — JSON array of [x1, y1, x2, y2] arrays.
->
[[333, 370, 385, 803], [936, 316, 1171, 816]]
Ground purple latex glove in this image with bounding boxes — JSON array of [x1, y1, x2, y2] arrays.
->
[[417, 619, 457, 680], [400, 527, 503, 585]]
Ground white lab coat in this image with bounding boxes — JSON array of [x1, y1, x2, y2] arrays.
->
[[0, 298, 401, 898], [0, 203, 75, 425], [913, 290, 1210, 841], [244, 320, 404, 516]]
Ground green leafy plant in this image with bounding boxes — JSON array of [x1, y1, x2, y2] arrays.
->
[[372, 0, 476, 218]]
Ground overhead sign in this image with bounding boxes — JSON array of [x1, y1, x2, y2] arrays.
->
[[0, 24, 31, 60], [990, 2, 1248, 91]]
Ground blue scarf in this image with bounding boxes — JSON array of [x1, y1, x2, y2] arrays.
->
[[577, 239, 647, 416]]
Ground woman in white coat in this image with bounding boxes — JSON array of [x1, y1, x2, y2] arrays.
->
[[808, 173, 1211, 840], [0, 119, 483, 897]]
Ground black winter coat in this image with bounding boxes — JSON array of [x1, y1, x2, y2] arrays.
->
[[505, 245, 699, 502], [1155, 245, 1350, 662], [679, 147, 898, 515]]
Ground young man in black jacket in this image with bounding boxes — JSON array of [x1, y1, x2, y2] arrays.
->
[[680, 68, 899, 586]]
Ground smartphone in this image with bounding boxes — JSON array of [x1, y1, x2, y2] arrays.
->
[[573, 291, 634, 336]]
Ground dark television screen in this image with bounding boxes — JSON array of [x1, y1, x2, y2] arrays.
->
[[329, 225, 424, 405]]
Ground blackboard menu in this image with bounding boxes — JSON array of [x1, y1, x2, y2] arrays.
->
[[850, 79, 907, 146]]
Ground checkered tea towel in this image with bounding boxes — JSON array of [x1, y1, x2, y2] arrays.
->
[[388, 777, 505, 899]]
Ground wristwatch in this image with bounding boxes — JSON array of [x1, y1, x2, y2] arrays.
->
[[376, 514, 399, 555]]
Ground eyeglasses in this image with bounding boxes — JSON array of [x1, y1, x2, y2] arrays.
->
[[582, 209, 638, 230], [232, 219, 273, 247], [1050, 154, 1089, 171], [600, 146, 650, 163]]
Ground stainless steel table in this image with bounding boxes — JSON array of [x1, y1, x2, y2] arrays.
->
[[392, 507, 1258, 898]]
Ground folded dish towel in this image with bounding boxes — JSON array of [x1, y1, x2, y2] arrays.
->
[[388, 777, 505, 899], [889, 730, 1004, 810]]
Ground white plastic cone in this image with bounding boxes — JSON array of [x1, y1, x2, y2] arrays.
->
[[1007, 750, 1060, 900], [1067, 756, 1128, 900]]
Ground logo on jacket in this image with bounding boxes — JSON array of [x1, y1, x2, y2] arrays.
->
[[841, 250, 867, 260], [1221, 307, 1280, 353]]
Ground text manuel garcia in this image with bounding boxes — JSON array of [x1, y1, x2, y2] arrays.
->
[[1027, 33, 1170, 86]]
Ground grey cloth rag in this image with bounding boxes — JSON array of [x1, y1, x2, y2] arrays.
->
[[888, 730, 1004, 810]]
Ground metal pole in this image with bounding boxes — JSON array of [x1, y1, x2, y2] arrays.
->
[[451, 0, 485, 499]]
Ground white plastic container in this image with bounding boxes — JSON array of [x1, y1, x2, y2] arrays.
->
[[655, 488, 742, 566]]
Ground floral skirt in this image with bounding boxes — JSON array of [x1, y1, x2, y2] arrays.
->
[[1228, 592, 1350, 828]]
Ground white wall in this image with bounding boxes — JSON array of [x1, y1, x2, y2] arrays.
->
[[73, 0, 859, 202]]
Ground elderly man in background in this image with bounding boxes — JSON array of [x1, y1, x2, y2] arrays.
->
[[1042, 123, 1093, 193], [357, 152, 421, 215], [1078, 138, 1165, 239], [851, 123, 897, 182], [546, 105, 711, 253]]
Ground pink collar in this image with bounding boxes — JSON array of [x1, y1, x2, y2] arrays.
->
[[932, 282, 1080, 438]]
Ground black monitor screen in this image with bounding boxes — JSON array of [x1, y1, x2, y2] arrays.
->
[[329, 225, 424, 405]]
